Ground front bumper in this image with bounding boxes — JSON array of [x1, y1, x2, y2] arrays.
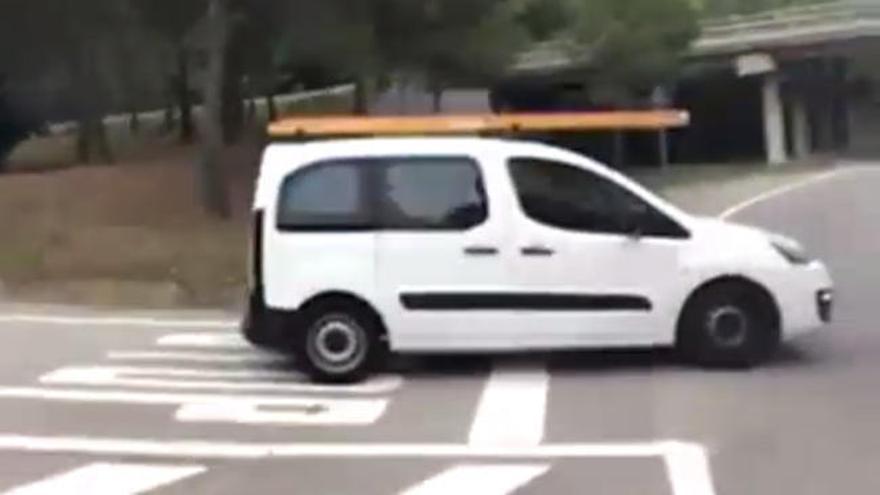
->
[[771, 260, 833, 338], [816, 288, 833, 323]]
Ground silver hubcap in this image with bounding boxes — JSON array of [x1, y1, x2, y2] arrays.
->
[[706, 305, 749, 348], [308, 316, 366, 373]]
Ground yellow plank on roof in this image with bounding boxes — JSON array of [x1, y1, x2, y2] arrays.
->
[[267, 111, 690, 138]]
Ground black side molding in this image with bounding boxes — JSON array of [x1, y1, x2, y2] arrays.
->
[[400, 293, 652, 312]]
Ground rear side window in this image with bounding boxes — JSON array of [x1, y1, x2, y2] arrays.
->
[[379, 157, 487, 230], [276, 160, 373, 231]]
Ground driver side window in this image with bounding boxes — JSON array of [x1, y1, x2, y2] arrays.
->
[[508, 157, 688, 238]]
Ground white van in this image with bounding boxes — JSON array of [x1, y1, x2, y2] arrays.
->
[[242, 137, 833, 382]]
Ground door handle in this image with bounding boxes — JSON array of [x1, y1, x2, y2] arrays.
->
[[464, 246, 499, 256], [521, 246, 555, 256]]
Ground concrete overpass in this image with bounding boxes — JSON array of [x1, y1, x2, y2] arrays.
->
[[510, 1, 880, 164]]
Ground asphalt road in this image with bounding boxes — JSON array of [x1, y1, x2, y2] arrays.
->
[[0, 165, 877, 495]]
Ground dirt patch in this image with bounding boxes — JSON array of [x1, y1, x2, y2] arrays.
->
[[0, 140, 258, 308]]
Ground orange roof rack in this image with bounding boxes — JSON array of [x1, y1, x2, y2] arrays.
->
[[267, 110, 690, 138]]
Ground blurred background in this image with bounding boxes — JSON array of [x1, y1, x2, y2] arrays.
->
[[0, 0, 873, 307]]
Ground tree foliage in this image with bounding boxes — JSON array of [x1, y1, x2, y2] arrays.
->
[[522, 0, 698, 105], [131, 0, 207, 142], [0, 0, 702, 211]]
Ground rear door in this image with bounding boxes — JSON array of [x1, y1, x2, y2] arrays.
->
[[264, 158, 378, 311], [374, 154, 519, 351]]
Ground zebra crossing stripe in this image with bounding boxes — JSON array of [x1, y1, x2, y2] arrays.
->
[[469, 366, 548, 448], [156, 333, 247, 349], [0, 315, 234, 329], [1, 462, 205, 495], [400, 464, 549, 495], [106, 350, 285, 365]]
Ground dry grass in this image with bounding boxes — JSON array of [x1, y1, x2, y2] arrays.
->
[[0, 141, 257, 308]]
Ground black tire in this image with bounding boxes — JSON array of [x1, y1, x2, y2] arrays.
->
[[677, 281, 780, 368], [297, 301, 386, 383]]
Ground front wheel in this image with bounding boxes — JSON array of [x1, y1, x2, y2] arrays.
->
[[677, 281, 780, 368], [298, 303, 386, 383]]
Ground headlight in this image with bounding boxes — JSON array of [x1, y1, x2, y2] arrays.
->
[[769, 234, 811, 265]]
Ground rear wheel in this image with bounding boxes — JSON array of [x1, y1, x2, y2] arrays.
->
[[297, 301, 386, 383], [677, 281, 780, 367]]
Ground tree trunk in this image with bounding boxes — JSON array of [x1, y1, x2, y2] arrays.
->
[[85, 46, 112, 164], [221, 40, 244, 144], [246, 97, 256, 122], [162, 103, 175, 134], [265, 92, 278, 122], [94, 118, 112, 163], [431, 86, 444, 114], [176, 45, 194, 143], [199, 0, 232, 219], [129, 109, 140, 134], [76, 118, 90, 163], [73, 42, 113, 164], [353, 76, 373, 115]]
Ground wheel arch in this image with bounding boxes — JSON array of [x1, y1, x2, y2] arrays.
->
[[299, 291, 389, 339]]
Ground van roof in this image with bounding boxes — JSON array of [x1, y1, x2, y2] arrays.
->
[[264, 136, 576, 160]]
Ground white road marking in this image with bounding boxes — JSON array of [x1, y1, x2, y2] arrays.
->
[[468, 367, 548, 448], [2, 462, 205, 495], [0, 314, 235, 329], [719, 167, 855, 219], [0, 387, 388, 425], [107, 350, 285, 365], [663, 442, 718, 495], [0, 386, 381, 407], [0, 434, 696, 459], [39, 366, 403, 394], [156, 333, 248, 349], [0, 436, 715, 494], [43, 365, 301, 381], [175, 400, 386, 425], [400, 464, 549, 495]]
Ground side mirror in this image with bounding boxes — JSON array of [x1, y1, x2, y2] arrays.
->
[[620, 203, 650, 239]]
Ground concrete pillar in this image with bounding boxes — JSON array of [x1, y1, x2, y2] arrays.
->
[[791, 94, 811, 158], [762, 73, 788, 164]]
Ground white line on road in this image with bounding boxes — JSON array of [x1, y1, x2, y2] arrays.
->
[[0, 434, 697, 459], [2, 462, 205, 495], [0, 314, 235, 329], [0, 387, 388, 425], [719, 168, 855, 219], [400, 464, 549, 495], [39, 366, 403, 394], [0, 386, 384, 407], [468, 366, 548, 448], [107, 350, 285, 365], [175, 400, 386, 426], [663, 442, 718, 495], [43, 365, 301, 381], [0, 434, 717, 494], [156, 333, 248, 349]]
